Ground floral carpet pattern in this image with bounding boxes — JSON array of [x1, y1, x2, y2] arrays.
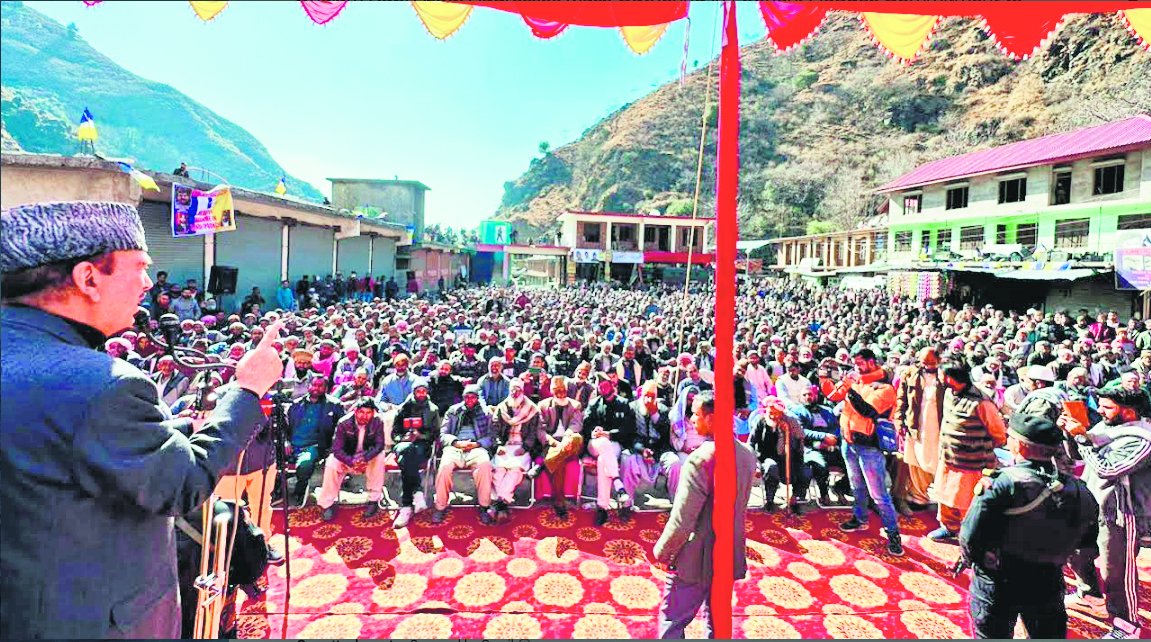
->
[[236, 505, 1149, 639]]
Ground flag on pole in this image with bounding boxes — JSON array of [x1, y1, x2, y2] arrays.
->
[[77, 108, 98, 141], [117, 162, 160, 191], [275, 176, 287, 195]]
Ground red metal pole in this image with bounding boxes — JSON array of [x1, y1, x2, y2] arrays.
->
[[710, 1, 739, 638]]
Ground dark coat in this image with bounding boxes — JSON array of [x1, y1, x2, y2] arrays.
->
[[0, 305, 264, 639], [583, 394, 636, 456], [286, 394, 341, 451], [330, 414, 387, 465]]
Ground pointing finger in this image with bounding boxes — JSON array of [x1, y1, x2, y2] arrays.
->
[[257, 320, 286, 350]]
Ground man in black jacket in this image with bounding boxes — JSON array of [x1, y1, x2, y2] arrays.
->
[[391, 379, 441, 528], [583, 373, 636, 525]]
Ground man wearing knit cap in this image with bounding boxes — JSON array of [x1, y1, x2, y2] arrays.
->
[[960, 414, 1097, 639], [0, 201, 285, 638], [391, 377, 441, 528]]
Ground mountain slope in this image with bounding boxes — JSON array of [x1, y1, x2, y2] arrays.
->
[[0, 0, 323, 200], [494, 12, 1151, 238]]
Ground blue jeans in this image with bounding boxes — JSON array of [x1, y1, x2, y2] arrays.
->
[[842, 441, 900, 533]]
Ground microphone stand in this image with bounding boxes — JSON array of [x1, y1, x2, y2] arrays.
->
[[268, 382, 293, 641]]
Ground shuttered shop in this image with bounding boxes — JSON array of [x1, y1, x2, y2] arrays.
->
[[215, 214, 282, 313], [139, 200, 204, 287], [336, 235, 371, 276], [372, 236, 397, 279], [290, 224, 334, 281]]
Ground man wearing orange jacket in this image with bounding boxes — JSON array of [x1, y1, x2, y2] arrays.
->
[[826, 348, 905, 557]]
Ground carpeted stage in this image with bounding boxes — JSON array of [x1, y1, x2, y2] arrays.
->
[[232, 500, 1148, 639]]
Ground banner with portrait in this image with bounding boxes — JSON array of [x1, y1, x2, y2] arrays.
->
[[172, 183, 237, 237]]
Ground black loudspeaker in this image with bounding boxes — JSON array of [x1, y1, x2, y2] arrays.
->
[[208, 265, 239, 295]]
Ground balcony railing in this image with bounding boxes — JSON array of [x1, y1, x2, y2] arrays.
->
[[576, 238, 605, 250]]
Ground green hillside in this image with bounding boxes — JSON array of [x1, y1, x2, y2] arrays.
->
[[0, 0, 323, 200]]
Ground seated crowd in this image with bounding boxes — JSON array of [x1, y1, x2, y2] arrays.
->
[[114, 275, 1150, 639]]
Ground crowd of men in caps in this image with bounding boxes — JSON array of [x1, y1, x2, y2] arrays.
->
[[118, 272, 1151, 638]]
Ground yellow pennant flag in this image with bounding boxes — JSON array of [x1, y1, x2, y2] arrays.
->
[[620, 23, 670, 55], [860, 12, 939, 63], [411, 1, 472, 40], [1122, 9, 1151, 50], [189, 1, 228, 22]]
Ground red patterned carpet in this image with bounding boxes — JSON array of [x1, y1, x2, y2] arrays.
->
[[233, 504, 1146, 639]]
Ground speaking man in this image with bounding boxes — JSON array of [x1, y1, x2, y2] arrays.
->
[[1, 201, 285, 638]]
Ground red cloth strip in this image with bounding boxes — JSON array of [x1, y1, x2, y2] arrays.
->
[[709, 1, 740, 639], [454, 1, 687, 27]]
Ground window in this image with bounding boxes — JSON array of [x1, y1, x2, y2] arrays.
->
[[895, 231, 913, 252], [617, 226, 634, 241], [1054, 218, 1090, 249], [1094, 164, 1125, 195], [920, 230, 932, 254], [996, 224, 1008, 245], [998, 177, 1027, 204], [583, 223, 601, 243], [959, 225, 984, 250], [1016, 223, 1038, 248], [936, 228, 952, 251], [1052, 170, 1072, 205], [945, 186, 969, 210], [1117, 213, 1151, 231], [873, 231, 886, 251], [854, 239, 867, 264], [903, 193, 922, 215]]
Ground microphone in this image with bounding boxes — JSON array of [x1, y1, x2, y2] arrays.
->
[[134, 306, 227, 373]]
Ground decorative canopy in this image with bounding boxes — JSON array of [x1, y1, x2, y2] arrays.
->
[[84, 1, 1151, 58]]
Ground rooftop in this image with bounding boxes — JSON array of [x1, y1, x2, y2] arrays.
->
[[560, 210, 716, 221], [878, 114, 1151, 193], [327, 177, 432, 191]]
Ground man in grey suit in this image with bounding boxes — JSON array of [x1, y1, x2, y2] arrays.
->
[[0, 201, 285, 639], [653, 390, 758, 639]]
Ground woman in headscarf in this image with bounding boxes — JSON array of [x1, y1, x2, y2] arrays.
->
[[489, 377, 541, 522]]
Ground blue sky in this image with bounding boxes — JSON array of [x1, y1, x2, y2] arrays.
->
[[27, 1, 769, 230]]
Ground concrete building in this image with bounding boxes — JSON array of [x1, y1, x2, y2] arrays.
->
[[875, 114, 1150, 314], [329, 177, 465, 293], [760, 116, 1151, 315], [556, 210, 716, 284], [2, 154, 409, 312]]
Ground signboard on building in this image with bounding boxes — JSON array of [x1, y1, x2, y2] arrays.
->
[[1115, 230, 1151, 291], [570, 248, 603, 263], [612, 251, 644, 264], [479, 220, 512, 245], [172, 183, 235, 237]]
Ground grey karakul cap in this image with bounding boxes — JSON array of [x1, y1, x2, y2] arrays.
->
[[1, 201, 148, 273]]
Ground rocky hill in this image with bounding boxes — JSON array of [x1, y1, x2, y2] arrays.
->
[[494, 12, 1151, 239], [0, 0, 323, 200]]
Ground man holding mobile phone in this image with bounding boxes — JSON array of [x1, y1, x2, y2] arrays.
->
[[391, 379, 441, 529]]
